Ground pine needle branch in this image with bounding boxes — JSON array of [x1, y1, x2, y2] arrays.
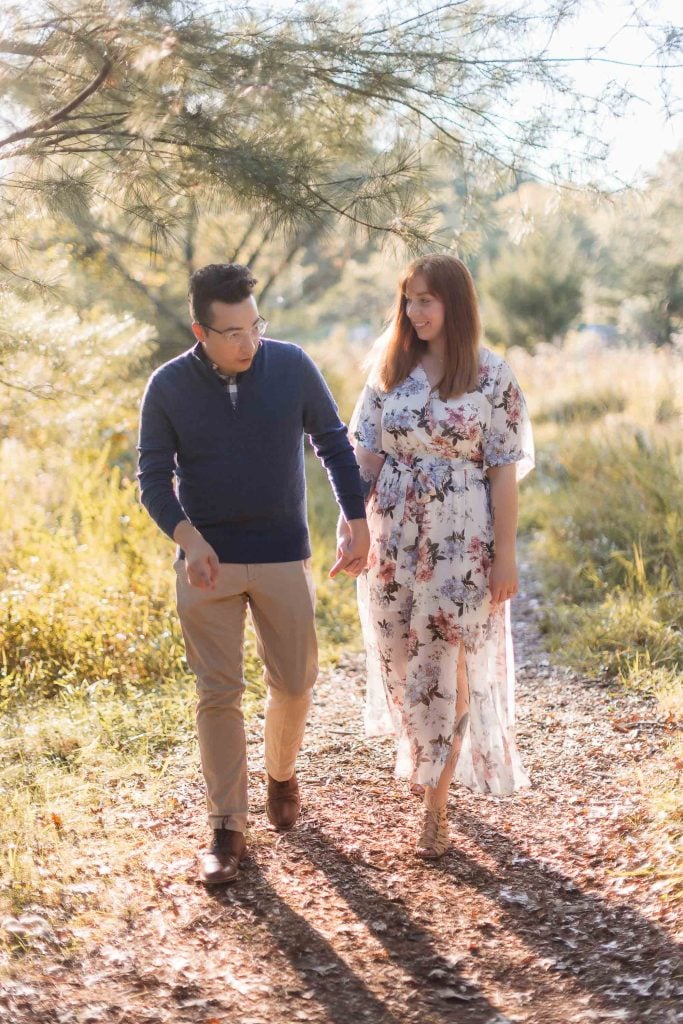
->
[[0, 57, 112, 151]]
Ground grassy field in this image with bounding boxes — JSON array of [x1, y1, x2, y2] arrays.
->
[[513, 339, 682, 693], [0, 332, 680, 948], [512, 338, 682, 894]]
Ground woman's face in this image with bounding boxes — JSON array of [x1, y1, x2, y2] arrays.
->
[[403, 273, 446, 347]]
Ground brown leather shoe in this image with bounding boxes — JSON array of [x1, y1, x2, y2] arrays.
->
[[198, 827, 246, 885], [266, 773, 301, 830]]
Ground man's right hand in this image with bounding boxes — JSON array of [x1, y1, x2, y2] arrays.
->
[[173, 521, 220, 589]]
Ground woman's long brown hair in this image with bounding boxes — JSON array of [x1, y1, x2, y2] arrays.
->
[[377, 254, 481, 399]]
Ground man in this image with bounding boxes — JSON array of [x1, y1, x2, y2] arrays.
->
[[138, 263, 369, 884]]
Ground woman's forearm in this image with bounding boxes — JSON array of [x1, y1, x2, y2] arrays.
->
[[359, 463, 380, 503], [488, 463, 518, 554], [354, 442, 385, 505]]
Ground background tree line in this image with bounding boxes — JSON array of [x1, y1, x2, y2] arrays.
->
[[0, 0, 680, 383]]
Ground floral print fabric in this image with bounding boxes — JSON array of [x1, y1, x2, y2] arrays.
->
[[351, 348, 534, 795]]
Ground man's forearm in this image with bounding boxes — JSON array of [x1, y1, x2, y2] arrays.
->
[[137, 381, 187, 539], [138, 460, 187, 540], [308, 426, 366, 522], [174, 519, 203, 549]]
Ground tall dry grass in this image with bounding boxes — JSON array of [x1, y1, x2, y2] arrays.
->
[[511, 338, 682, 688], [511, 337, 682, 897]]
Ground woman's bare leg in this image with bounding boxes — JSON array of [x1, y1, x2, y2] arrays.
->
[[425, 645, 469, 811]]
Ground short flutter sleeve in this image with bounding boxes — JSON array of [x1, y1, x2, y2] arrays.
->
[[350, 383, 385, 455], [484, 358, 534, 481]]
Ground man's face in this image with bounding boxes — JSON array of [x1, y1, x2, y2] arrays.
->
[[191, 296, 262, 374]]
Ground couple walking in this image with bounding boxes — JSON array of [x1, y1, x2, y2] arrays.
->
[[137, 255, 534, 885]]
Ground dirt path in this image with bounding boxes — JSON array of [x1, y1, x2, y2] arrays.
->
[[2, 560, 681, 1024]]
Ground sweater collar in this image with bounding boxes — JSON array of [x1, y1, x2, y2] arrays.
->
[[191, 339, 264, 380]]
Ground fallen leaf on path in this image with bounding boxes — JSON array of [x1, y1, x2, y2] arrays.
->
[[435, 987, 473, 1001], [499, 888, 541, 911]]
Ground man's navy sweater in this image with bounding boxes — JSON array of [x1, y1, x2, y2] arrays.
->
[[137, 339, 366, 563]]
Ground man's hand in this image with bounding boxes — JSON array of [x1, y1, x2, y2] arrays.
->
[[174, 520, 219, 590], [329, 517, 370, 579]]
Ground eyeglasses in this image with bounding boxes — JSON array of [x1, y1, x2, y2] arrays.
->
[[198, 315, 268, 342]]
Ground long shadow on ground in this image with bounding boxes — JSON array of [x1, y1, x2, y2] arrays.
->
[[449, 809, 682, 1017], [205, 843, 501, 1024], [279, 813, 680, 1021], [290, 824, 602, 1022]]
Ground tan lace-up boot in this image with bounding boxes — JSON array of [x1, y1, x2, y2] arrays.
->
[[415, 803, 450, 859]]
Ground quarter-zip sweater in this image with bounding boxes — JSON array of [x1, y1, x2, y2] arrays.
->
[[137, 339, 366, 563]]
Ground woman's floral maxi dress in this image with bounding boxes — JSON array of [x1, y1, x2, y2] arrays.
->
[[351, 348, 534, 796]]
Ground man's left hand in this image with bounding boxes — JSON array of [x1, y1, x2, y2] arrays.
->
[[329, 518, 370, 579]]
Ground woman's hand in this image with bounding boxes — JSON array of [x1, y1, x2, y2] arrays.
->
[[489, 549, 518, 604]]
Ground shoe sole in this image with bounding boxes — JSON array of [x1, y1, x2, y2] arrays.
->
[[265, 806, 300, 831], [199, 872, 239, 885], [415, 846, 450, 860]]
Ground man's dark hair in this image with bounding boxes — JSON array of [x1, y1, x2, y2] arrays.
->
[[188, 264, 258, 325]]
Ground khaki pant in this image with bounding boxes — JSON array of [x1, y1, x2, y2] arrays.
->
[[175, 559, 318, 833]]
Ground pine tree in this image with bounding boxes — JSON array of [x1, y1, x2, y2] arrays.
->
[[2, 0, 675, 269]]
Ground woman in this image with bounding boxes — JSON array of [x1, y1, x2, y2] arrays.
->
[[345, 254, 533, 859]]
